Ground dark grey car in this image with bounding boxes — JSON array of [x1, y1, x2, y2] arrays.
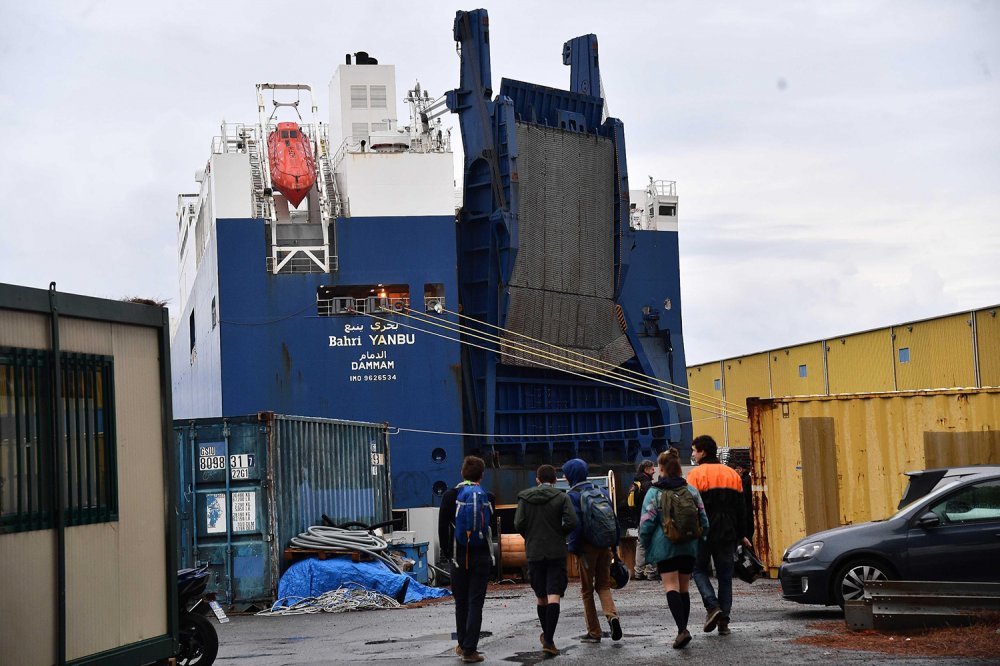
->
[[779, 470, 1000, 606]]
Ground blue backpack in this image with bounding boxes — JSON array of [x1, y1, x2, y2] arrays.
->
[[453, 483, 494, 561], [573, 483, 618, 548]]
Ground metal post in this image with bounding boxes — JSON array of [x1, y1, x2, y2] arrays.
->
[[49, 283, 67, 666], [223, 421, 234, 606]]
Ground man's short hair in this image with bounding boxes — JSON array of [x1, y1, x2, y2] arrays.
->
[[691, 435, 718, 459], [637, 459, 654, 473], [461, 455, 486, 482], [536, 464, 557, 484]]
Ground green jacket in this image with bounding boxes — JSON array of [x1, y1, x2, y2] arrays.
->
[[638, 478, 710, 564], [513, 484, 578, 561]]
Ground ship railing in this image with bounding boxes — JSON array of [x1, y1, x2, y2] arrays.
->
[[648, 180, 677, 197], [315, 296, 414, 317], [211, 123, 259, 155]]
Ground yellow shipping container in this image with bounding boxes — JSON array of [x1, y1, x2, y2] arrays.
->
[[747, 387, 1000, 575]]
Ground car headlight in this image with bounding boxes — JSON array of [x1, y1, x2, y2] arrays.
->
[[786, 542, 823, 562]]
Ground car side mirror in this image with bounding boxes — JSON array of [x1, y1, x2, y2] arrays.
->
[[916, 512, 941, 529]]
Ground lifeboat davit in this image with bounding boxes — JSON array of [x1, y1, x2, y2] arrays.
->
[[267, 121, 316, 207]]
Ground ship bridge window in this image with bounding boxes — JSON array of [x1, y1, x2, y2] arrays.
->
[[658, 205, 676, 216], [317, 284, 410, 316], [289, 130, 298, 138], [281, 130, 289, 139]]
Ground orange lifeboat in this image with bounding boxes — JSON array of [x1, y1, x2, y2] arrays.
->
[[267, 121, 316, 207]]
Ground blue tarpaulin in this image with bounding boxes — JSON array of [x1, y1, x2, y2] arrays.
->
[[276, 557, 450, 606]]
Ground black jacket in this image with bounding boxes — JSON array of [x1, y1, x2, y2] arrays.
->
[[687, 458, 748, 545], [438, 484, 496, 560], [513, 484, 577, 561], [627, 472, 654, 527]]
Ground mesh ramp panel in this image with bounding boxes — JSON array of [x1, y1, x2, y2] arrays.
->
[[502, 123, 634, 370]]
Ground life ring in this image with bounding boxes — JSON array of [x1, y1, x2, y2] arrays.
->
[[393, 301, 404, 312]]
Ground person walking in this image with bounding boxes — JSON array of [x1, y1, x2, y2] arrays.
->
[[639, 450, 709, 649], [687, 435, 751, 636], [438, 456, 495, 663], [628, 459, 657, 581], [514, 464, 578, 656], [563, 458, 623, 643]]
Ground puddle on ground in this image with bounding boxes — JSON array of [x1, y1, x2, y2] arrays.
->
[[502, 648, 568, 665]]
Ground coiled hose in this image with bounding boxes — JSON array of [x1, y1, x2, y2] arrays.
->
[[289, 525, 403, 574]]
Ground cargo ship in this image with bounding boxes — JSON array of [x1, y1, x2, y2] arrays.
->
[[171, 9, 692, 511]]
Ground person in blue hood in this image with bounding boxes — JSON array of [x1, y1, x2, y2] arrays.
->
[[563, 458, 623, 643]]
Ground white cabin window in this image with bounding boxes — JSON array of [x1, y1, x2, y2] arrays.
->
[[350, 85, 368, 109], [351, 123, 369, 140], [370, 122, 388, 132], [370, 85, 387, 108]]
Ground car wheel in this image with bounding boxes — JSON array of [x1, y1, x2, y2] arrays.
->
[[834, 559, 893, 607]]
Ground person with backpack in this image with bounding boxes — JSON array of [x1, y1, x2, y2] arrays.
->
[[513, 464, 578, 656], [438, 456, 495, 663], [639, 450, 710, 649], [563, 458, 623, 643], [687, 435, 752, 637], [627, 459, 657, 581]]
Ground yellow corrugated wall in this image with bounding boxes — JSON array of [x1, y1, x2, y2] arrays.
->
[[768, 342, 826, 397], [977, 308, 1000, 387], [722, 353, 770, 447], [893, 313, 976, 390], [826, 328, 895, 393], [687, 363, 725, 446], [750, 388, 1000, 574]]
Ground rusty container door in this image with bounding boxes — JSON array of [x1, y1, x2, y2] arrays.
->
[[748, 388, 1000, 575]]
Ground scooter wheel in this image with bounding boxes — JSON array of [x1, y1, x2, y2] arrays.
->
[[177, 611, 219, 666]]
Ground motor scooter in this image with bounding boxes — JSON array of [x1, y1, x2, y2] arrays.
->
[[176, 566, 228, 665]]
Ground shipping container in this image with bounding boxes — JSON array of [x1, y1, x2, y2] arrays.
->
[[0, 283, 176, 666], [747, 387, 1000, 575], [687, 304, 1000, 449], [176, 412, 392, 608]]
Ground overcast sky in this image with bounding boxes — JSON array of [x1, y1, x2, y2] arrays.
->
[[1, 1, 997, 363]]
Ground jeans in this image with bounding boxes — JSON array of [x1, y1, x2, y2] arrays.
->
[[451, 547, 492, 654], [634, 539, 657, 577], [576, 543, 618, 637], [692, 540, 736, 615]]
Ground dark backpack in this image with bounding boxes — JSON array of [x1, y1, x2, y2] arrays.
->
[[661, 486, 703, 544], [573, 483, 618, 548], [453, 483, 493, 551]]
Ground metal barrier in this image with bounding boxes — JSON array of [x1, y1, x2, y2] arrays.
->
[[845, 580, 1000, 631]]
